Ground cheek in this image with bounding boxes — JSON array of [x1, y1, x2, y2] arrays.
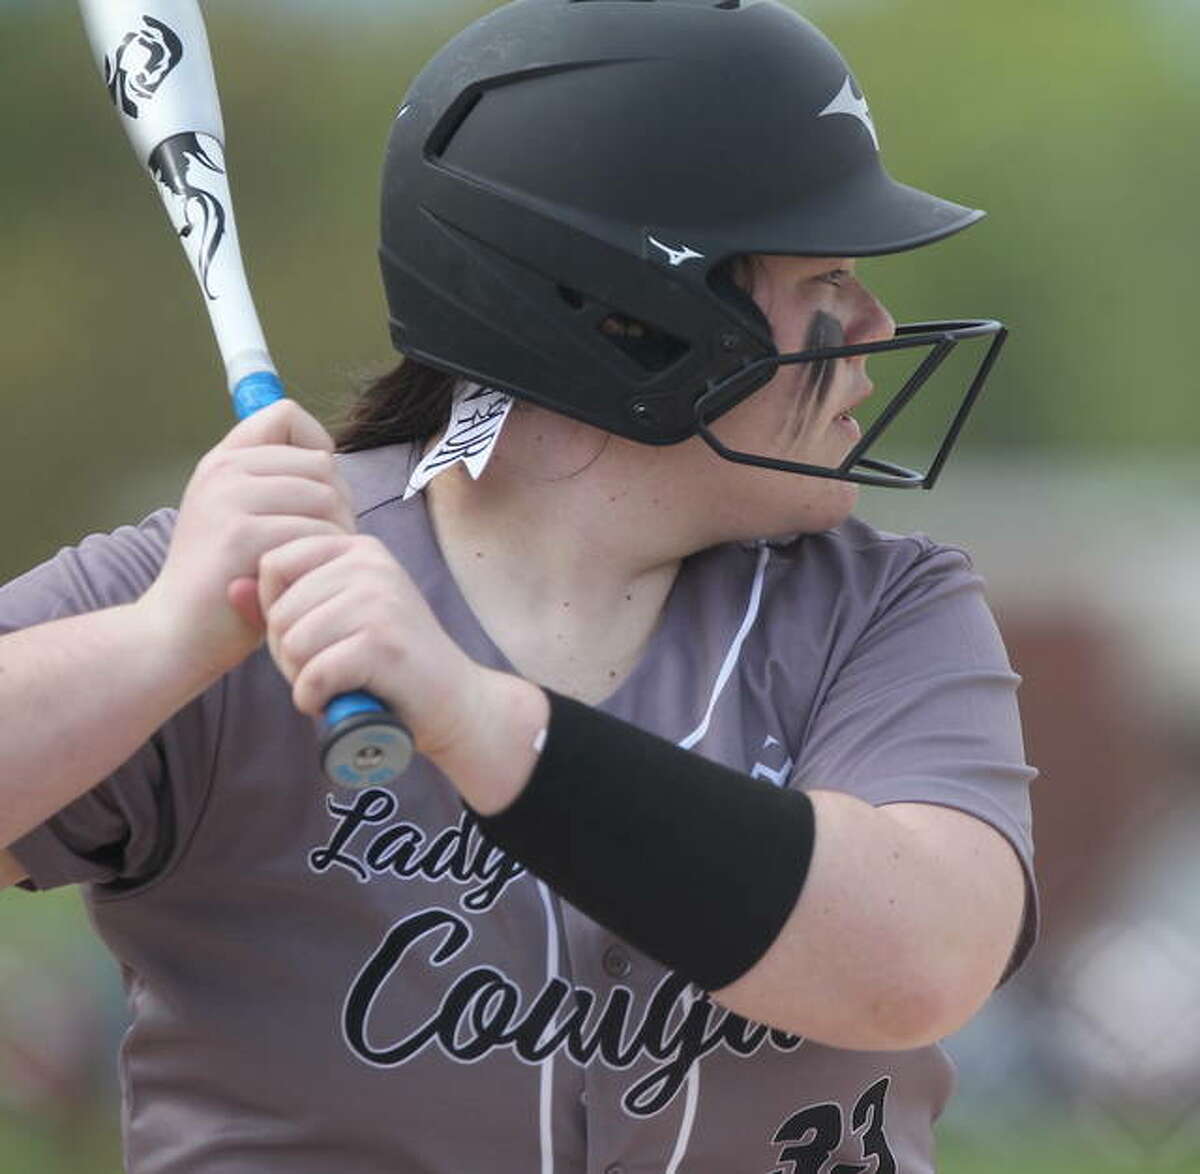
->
[[804, 310, 846, 410]]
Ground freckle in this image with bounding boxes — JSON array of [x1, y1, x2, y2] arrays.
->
[[625, 594, 633, 602], [475, 551, 484, 559], [562, 600, 570, 608], [609, 670, 617, 679]]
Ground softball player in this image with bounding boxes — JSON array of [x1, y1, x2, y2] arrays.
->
[[0, 2, 1035, 1170]]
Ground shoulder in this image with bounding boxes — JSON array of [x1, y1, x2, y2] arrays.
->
[[797, 513, 971, 575], [680, 516, 978, 622], [762, 515, 977, 615], [1, 508, 180, 629]]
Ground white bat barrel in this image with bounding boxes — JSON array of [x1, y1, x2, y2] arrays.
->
[[146, 133, 276, 395], [78, 0, 276, 395], [78, 0, 223, 165]]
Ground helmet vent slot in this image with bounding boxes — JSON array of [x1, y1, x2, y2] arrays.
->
[[557, 285, 586, 310], [598, 313, 689, 373], [427, 90, 484, 159]]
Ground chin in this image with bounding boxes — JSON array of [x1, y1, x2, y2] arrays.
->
[[804, 482, 859, 534], [755, 476, 858, 541]]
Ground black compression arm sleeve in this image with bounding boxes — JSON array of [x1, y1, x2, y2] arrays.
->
[[473, 690, 816, 991]]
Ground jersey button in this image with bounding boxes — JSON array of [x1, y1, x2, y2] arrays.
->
[[604, 1165, 624, 1174], [602, 946, 632, 979]]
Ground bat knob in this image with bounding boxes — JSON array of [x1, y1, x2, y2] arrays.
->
[[321, 691, 415, 788]]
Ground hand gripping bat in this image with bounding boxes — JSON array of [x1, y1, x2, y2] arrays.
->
[[77, 0, 413, 789]]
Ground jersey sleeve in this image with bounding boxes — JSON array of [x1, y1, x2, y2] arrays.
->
[[1, 511, 224, 893], [791, 540, 1038, 979]]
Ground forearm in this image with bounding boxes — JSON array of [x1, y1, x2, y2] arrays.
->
[[443, 683, 1024, 1051], [712, 791, 1025, 1049], [0, 603, 216, 850]]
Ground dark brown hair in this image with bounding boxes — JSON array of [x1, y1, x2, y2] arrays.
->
[[334, 358, 458, 453]]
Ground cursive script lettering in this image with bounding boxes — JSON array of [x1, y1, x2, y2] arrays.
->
[[344, 909, 804, 1117], [309, 790, 525, 912]]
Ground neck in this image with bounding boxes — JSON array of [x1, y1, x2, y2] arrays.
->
[[422, 409, 689, 701]]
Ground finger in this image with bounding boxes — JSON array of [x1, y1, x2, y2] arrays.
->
[[264, 554, 353, 641], [215, 398, 335, 453], [272, 588, 364, 682], [201, 445, 343, 486], [222, 517, 350, 583], [222, 474, 356, 532], [290, 630, 378, 717], [257, 534, 357, 614], [262, 556, 358, 670]]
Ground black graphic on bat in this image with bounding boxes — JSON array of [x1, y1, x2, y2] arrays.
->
[[104, 15, 184, 120], [148, 134, 227, 300]]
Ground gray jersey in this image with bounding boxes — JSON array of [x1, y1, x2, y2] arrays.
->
[[5, 443, 1036, 1174]]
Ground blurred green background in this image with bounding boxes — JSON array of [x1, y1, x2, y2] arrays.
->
[[3, 1, 1199, 1170]]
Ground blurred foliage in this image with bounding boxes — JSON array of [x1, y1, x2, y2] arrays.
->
[[2, 0, 1199, 581]]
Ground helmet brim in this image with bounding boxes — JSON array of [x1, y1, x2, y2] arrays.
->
[[726, 163, 984, 260]]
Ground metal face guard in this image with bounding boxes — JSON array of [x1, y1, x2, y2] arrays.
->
[[693, 319, 1008, 490]]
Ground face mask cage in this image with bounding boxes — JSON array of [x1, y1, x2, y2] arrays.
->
[[692, 319, 1008, 489]]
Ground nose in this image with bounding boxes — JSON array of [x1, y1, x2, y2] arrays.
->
[[848, 284, 896, 348]]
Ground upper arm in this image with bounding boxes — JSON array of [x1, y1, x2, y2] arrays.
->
[[882, 801, 1028, 995], [792, 543, 1038, 978], [0, 848, 28, 889]]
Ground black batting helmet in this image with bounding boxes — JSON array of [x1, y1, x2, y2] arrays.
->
[[378, 0, 1006, 488]]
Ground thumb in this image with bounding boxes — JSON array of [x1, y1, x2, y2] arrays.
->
[[227, 577, 266, 632]]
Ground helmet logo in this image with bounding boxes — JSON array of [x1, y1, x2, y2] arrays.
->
[[647, 236, 705, 268], [818, 75, 879, 151]]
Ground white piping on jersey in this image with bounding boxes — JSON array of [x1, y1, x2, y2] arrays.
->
[[667, 543, 771, 1167], [679, 543, 772, 750], [535, 544, 771, 1172], [536, 878, 560, 1174], [664, 994, 705, 1174]]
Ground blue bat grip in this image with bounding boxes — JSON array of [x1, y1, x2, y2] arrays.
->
[[233, 371, 287, 419], [231, 372, 415, 788]]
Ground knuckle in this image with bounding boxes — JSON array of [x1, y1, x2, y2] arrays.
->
[[299, 663, 328, 707], [258, 544, 286, 576], [197, 448, 233, 480], [311, 448, 337, 479], [313, 480, 341, 514], [353, 534, 387, 561], [222, 518, 258, 564], [279, 625, 305, 663]]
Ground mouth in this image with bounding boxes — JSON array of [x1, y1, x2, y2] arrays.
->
[[831, 383, 873, 439], [834, 410, 862, 442]]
